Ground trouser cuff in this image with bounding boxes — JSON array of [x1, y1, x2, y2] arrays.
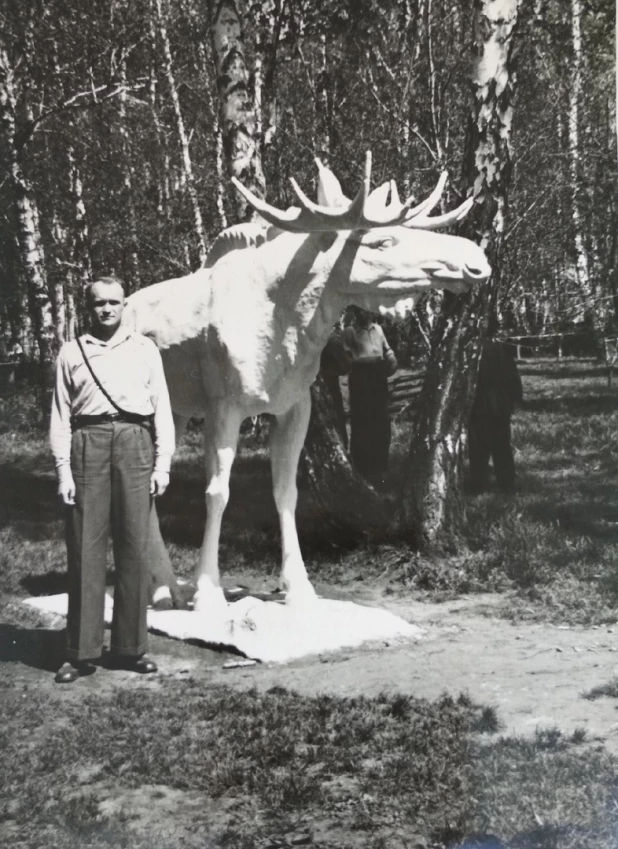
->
[[109, 641, 149, 658], [65, 646, 103, 663]]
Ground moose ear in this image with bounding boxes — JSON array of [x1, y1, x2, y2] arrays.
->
[[204, 222, 270, 268]]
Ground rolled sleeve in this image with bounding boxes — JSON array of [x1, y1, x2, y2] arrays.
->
[[380, 331, 398, 376], [49, 348, 73, 483], [147, 343, 175, 473]]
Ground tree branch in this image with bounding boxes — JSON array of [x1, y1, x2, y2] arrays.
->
[[15, 80, 148, 151]]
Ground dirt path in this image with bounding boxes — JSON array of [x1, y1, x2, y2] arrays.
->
[[190, 591, 618, 753], [8, 589, 618, 754]]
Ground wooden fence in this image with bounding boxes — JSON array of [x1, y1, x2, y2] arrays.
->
[[388, 369, 426, 416], [341, 368, 426, 419]]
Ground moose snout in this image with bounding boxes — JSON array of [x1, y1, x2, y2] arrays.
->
[[463, 262, 491, 283]]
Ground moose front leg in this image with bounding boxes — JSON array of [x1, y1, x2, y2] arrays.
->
[[270, 394, 318, 606], [193, 404, 243, 615]]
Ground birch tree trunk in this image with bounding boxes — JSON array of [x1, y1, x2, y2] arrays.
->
[[154, 0, 208, 264], [50, 214, 67, 346], [315, 33, 330, 156], [118, 56, 141, 292], [195, 36, 228, 230], [399, 0, 522, 551], [260, 0, 282, 153], [0, 42, 56, 389], [67, 144, 92, 338], [568, 0, 594, 326], [149, 15, 173, 229], [209, 0, 266, 220]]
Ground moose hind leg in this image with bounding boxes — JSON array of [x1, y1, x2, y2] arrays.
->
[[150, 413, 190, 609], [193, 405, 243, 615], [270, 394, 317, 606]]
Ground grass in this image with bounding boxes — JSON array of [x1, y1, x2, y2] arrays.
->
[[583, 679, 618, 701], [390, 358, 618, 625], [4, 361, 618, 847], [3, 358, 618, 619], [1, 679, 618, 849]]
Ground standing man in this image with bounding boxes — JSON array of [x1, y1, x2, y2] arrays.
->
[[320, 323, 353, 449], [50, 275, 175, 683], [343, 307, 398, 488], [468, 339, 523, 494]]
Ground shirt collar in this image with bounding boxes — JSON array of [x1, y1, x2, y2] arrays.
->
[[83, 327, 132, 348]]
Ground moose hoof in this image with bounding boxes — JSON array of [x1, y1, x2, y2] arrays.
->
[[284, 581, 318, 609], [192, 585, 229, 618]]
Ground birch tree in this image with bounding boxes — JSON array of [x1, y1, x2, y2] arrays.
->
[[209, 0, 265, 220], [118, 54, 142, 292], [154, 0, 208, 264], [400, 0, 523, 550], [65, 143, 92, 338], [0, 35, 56, 387], [568, 0, 594, 325]]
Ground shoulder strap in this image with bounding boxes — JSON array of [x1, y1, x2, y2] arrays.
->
[[76, 335, 129, 415]]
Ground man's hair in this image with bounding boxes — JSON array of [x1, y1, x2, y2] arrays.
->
[[85, 275, 126, 306]]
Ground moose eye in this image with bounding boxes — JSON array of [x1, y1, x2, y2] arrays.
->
[[374, 237, 395, 249]]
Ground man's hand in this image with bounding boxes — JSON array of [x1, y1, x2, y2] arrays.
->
[[354, 355, 382, 366], [150, 471, 170, 497], [58, 476, 76, 506]]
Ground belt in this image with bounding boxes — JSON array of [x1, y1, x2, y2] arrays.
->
[[71, 412, 154, 430]]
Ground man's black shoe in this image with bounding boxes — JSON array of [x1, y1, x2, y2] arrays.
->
[[54, 661, 97, 684], [108, 654, 158, 674]]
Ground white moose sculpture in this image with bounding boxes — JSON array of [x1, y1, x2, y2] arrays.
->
[[125, 153, 490, 615]]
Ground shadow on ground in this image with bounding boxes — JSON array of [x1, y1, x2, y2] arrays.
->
[[0, 462, 58, 530], [0, 623, 66, 671], [522, 394, 618, 417]]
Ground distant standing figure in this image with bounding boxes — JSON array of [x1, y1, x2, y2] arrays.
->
[[320, 325, 353, 448], [468, 339, 523, 493], [6, 337, 24, 381], [6, 337, 23, 364], [343, 308, 398, 487]]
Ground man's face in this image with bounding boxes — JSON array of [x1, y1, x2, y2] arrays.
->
[[88, 282, 125, 336]]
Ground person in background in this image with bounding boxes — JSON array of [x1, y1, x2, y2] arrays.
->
[[320, 323, 353, 449], [343, 307, 398, 488], [50, 275, 175, 683], [468, 338, 523, 494], [6, 336, 23, 364]]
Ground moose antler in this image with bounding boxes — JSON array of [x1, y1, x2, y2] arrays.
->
[[403, 195, 474, 230], [232, 153, 474, 233], [233, 152, 426, 233], [315, 157, 349, 207]]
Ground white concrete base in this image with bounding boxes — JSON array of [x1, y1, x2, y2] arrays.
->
[[23, 592, 422, 664]]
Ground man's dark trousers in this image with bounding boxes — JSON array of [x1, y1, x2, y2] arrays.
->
[[349, 361, 391, 479], [468, 413, 515, 492], [65, 421, 154, 661]]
